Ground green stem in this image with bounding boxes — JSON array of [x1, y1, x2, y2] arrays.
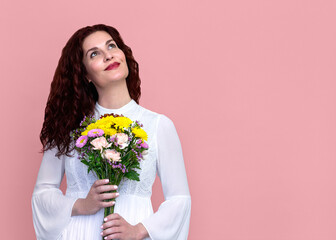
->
[[101, 168, 125, 240], [104, 194, 116, 218]]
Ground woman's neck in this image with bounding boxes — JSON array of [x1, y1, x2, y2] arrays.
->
[[96, 79, 132, 109]]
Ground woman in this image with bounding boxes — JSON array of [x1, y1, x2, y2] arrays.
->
[[32, 24, 191, 240]]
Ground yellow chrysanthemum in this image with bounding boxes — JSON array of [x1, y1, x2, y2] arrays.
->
[[132, 127, 148, 141], [86, 123, 99, 131], [81, 123, 98, 136], [81, 130, 89, 136], [103, 128, 117, 136], [81, 115, 133, 136], [113, 117, 133, 130], [96, 116, 115, 126], [99, 123, 111, 131]]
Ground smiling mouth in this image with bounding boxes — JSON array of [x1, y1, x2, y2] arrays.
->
[[105, 62, 120, 71]]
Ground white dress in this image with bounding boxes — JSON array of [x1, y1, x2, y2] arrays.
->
[[32, 99, 191, 240]]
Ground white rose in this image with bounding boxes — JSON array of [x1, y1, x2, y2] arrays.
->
[[116, 133, 129, 149], [102, 149, 121, 162], [90, 137, 112, 153]]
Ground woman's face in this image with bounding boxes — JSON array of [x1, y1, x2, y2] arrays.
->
[[82, 31, 129, 88]]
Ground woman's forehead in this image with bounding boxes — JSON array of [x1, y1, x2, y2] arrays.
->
[[82, 31, 113, 50]]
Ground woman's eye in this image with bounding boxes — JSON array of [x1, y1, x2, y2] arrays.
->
[[108, 43, 117, 49], [90, 51, 98, 58]]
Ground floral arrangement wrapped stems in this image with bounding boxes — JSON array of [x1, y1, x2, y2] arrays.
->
[[71, 113, 149, 229]]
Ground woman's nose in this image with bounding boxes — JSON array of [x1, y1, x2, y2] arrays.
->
[[104, 52, 113, 61]]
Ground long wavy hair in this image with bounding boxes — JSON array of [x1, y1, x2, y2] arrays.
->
[[40, 24, 141, 158]]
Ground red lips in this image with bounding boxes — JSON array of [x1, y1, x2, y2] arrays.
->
[[105, 62, 120, 70]]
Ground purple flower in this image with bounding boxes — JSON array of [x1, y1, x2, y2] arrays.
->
[[76, 135, 88, 148], [87, 129, 104, 137], [80, 116, 86, 127], [140, 141, 149, 149]]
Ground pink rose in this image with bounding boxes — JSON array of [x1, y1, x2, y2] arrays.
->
[[116, 133, 129, 149], [102, 149, 121, 162], [90, 137, 112, 153]]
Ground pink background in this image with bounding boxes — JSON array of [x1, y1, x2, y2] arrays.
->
[[1, 0, 336, 239]]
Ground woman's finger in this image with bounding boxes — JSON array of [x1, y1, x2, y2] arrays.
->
[[104, 213, 122, 222], [104, 232, 122, 240], [93, 179, 109, 187], [101, 219, 121, 229], [101, 221, 122, 236], [98, 192, 119, 200], [95, 184, 118, 193], [100, 200, 116, 208]]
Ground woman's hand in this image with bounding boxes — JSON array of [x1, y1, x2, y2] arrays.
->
[[72, 179, 119, 216], [101, 213, 149, 240]]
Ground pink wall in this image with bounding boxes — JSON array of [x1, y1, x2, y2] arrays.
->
[[1, 0, 336, 239]]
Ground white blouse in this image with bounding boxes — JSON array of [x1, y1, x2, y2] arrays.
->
[[32, 99, 191, 240]]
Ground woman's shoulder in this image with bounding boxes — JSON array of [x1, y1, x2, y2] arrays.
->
[[138, 105, 178, 134], [137, 104, 160, 120], [137, 105, 174, 124]]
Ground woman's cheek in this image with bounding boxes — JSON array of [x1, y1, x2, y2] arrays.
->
[[90, 60, 103, 72]]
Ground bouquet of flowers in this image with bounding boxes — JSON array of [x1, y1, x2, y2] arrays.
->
[[71, 113, 149, 222]]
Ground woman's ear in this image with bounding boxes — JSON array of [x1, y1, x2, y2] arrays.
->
[[85, 76, 92, 83]]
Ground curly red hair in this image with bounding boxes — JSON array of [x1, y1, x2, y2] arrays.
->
[[40, 24, 141, 157]]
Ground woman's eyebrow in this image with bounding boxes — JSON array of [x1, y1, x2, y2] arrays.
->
[[85, 39, 115, 56]]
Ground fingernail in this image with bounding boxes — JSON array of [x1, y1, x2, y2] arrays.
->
[[116, 192, 119, 196], [112, 201, 115, 205], [105, 179, 109, 183], [100, 225, 103, 229], [104, 217, 107, 221], [104, 237, 107, 240], [100, 232, 103, 235], [114, 185, 118, 189]]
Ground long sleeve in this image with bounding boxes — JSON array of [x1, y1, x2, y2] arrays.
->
[[31, 147, 78, 240], [141, 114, 191, 240]]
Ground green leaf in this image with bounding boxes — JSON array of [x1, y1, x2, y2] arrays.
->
[[122, 150, 134, 162], [125, 170, 140, 181], [128, 160, 140, 169], [81, 159, 90, 166]]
